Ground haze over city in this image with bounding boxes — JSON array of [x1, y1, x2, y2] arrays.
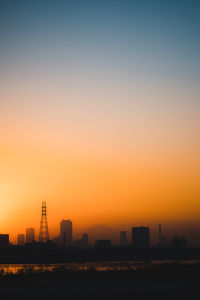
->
[[0, 1, 199, 245]]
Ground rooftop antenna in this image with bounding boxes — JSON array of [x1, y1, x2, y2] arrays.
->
[[158, 224, 162, 243]]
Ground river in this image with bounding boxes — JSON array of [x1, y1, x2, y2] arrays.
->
[[0, 260, 200, 274]]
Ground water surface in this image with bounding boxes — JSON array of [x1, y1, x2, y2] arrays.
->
[[1, 260, 199, 274]]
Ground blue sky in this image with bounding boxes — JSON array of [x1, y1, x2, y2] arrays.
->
[[1, 0, 200, 78]]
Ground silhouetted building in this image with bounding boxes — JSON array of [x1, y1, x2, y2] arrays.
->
[[60, 219, 72, 248], [120, 231, 128, 247], [132, 227, 150, 248], [17, 234, 25, 246], [74, 239, 82, 248], [82, 233, 89, 248], [0, 234, 9, 248], [26, 228, 35, 243], [157, 224, 167, 247], [171, 236, 188, 249], [74, 233, 89, 249], [95, 239, 112, 249]]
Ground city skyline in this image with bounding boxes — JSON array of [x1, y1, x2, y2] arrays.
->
[[4, 201, 200, 247]]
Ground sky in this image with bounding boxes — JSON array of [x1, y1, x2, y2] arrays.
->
[[0, 0, 200, 244]]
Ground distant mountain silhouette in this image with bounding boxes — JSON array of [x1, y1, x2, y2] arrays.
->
[[86, 225, 118, 244]]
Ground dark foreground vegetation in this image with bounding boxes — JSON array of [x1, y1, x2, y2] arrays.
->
[[1, 246, 200, 263], [0, 263, 200, 300]]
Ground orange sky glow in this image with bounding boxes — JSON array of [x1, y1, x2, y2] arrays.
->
[[0, 1, 200, 244]]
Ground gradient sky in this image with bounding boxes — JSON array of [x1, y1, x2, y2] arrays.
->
[[0, 0, 200, 243]]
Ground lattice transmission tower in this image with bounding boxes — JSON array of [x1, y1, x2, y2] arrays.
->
[[39, 201, 49, 242]]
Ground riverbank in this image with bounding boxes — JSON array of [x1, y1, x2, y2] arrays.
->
[[0, 262, 200, 300], [1, 247, 200, 264]]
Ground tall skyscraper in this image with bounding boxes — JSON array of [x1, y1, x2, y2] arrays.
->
[[132, 227, 150, 249], [17, 234, 25, 246], [60, 220, 72, 248], [120, 231, 128, 247], [26, 228, 35, 243]]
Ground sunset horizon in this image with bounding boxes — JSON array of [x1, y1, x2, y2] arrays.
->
[[1, 0, 199, 245]]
